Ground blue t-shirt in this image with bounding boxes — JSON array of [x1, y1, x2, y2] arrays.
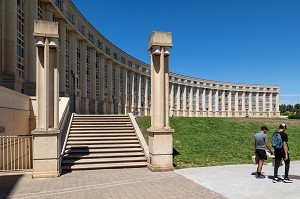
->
[[255, 132, 268, 150]]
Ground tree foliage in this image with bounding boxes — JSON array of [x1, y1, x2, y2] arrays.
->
[[280, 103, 300, 119]]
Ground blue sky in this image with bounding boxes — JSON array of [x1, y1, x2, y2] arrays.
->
[[72, 0, 300, 105]]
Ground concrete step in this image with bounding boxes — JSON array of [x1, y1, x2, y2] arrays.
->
[[65, 143, 141, 149], [62, 161, 148, 170], [63, 151, 145, 158], [67, 140, 139, 145], [62, 157, 146, 165], [70, 126, 134, 130], [72, 117, 130, 120], [69, 129, 135, 133], [68, 133, 136, 137], [71, 124, 133, 127], [74, 114, 128, 117], [64, 147, 143, 154], [68, 136, 137, 141]]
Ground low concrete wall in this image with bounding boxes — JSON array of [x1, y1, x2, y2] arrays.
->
[[0, 86, 33, 135], [0, 86, 71, 136]]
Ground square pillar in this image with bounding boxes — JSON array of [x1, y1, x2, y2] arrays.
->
[[147, 32, 174, 171], [32, 20, 60, 178]]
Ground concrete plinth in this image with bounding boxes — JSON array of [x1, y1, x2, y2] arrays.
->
[[147, 128, 174, 171], [32, 129, 60, 178]]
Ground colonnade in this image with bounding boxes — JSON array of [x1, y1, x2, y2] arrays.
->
[[0, 0, 281, 118]]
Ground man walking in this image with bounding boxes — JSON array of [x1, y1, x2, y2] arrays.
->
[[273, 123, 293, 183], [254, 126, 273, 178]]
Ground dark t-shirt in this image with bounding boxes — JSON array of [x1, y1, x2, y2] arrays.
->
[[274, 131, 288, 153]]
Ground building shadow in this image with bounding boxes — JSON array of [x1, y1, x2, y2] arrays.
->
[[60, 146, 90, 175], [0, 174, 23, 198]]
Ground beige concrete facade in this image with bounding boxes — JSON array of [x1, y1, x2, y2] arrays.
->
[[0, 0, 280, 118]]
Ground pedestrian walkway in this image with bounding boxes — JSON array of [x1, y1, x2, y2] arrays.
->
[[176, 161, 300, 199], [0, 168, 223, 199]]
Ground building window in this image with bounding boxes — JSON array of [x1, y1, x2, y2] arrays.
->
[[86, 47, 90, 98], [88, 32, 94, 43], [55, 0, 62, 9], [65, 29, 70, 94], [76, 40, 81, 89], [113, 53, 118, 60], [66, 9, 74, 23], [128, 61, 132, 67], [105, 47, 110, 55], [37, 0, 43, 20], [97, 40, 102, 49], [135, 64, 139, 70], [121, 57, 126, 64], [17, 0, 25, 79], [78, 23, 85, 34]]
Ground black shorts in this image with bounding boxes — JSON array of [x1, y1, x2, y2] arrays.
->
[[256, 149, 267, 160]]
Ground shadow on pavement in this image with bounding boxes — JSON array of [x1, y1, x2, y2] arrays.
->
[[0, 174, 23, 198]]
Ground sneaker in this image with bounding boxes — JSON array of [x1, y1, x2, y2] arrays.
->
[[273, 177, 279, 183], [283, 178, 293, 183], [256, 174, 265, 179]]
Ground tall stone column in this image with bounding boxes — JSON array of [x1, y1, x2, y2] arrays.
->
[[32, 21, 60, 178], [228, 90, 232, 117], [106, 59, 113, 114], [176, 84, 181, 116], [115, 64, 121, 114], [221, 90, 225, 117], [214, 89, 219, 117], [90, 48, 97, 114], [170, 83, 174, 116], [256, 92, 259, 117], [276, 93, 280, 116], [201, 89, 206, 117], [130, 71, 135, 113], [58, 20, 67, 96], [44, 3, 53, 21], [234, 91, 239, 116], [99, 56, 105, 114], [80, 42, 88, 113], [208, 89, 212, 117], [147, 32, 174, 171], [196, 87, 200, 117], [242, 91, 246, 117], [188, 87, 193, 117], [248, 92, 252, 117], [2, 0, 19, 91], [24, 0, 38, 95], [137, 73, 142, 115], [269, 92, 273, 117], [69, 31, 79, 113], [123, 68, 128, 114], [182, 85, 187, 116], [144, 76, 149, 116], [262, 92, 266, 117]]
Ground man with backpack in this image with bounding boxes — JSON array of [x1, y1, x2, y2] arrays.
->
[[254, 126, 273, 178], [272, 123, 293, 183]]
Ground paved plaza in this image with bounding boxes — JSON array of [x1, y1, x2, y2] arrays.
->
[[176, 161, 300, 199], [0, 168, 223, 199], [1, 161, 300, 199]]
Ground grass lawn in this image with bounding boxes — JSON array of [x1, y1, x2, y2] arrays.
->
[[136, 116, 300, 169]]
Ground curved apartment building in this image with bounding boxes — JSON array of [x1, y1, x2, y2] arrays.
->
[[0, 0, 280, 118]]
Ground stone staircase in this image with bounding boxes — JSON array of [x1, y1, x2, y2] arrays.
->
[[61, 114, 148, 170]]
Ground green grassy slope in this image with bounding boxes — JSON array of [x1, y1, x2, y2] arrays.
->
[[136, 116, 300, 168]]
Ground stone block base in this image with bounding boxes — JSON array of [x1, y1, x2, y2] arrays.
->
[[147, 128, 174, 172]]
